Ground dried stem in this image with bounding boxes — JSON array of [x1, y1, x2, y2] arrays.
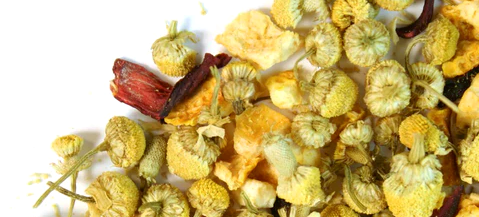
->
[[168, 20, 178, 39], [68, 172, 78, 217], [344, 166, 367, 211], [413, 80, 461, 114], [47, 181, 95, 203], [293, 49, 315, 80], [409, 133, 426, 163], [34, 142, 108, 208]]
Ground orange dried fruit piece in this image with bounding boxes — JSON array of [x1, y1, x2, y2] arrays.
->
[[442, 40, 479, 79], [265, 71, 303, 110], [456, 75, 479, 129], [164, 76, 232, 126], [441, 0, 479, 41]]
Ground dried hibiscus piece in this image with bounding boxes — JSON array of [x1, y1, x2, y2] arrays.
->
[[160, 53, 231, 118], [432, 185, 463, 217], [110, 59, 173, 120], [395, 0, 434, 38]]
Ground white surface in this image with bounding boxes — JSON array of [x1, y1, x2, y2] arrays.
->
[[0, 0, 448, 216]]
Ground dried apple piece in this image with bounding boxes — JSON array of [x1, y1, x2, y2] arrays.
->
[[265, 71, 303, 109]]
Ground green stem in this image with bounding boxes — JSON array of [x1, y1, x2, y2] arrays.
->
[[293, 49, 315, 80], [68, 172, 78, 217], [344, 166, 367, 211], [47, 181, 95, 203], [210, 66, 221, 116], [241, 191, 260, 214], [413, 80, 461, 114], [404, 36, 427, 74], [33, 142, 108, 208], [409, 133, 426, 163], [168, 20, 178, 39]]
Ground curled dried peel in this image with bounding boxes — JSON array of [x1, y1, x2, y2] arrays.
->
[[383, 134, 444, 217], [344, 19, 390, 67], [271, 0, 303, 28], [305, 23, 342, 68], [265, 71, 303, 109], [151, 20, 197, 77], [302, 68, 358, 118], [85, 171, 140, 217], [399, 114, 451, 155], [410, 62, 445, 109], [292, 112, 336, 148], [139, 184, 189, 217], [441, 0, 479, 41], [442, 40, 479, 78], [187, 178, 230, 217], [375, 0, 413, 11], [364, 60, 411, 117], [332, 0, 379, 30]]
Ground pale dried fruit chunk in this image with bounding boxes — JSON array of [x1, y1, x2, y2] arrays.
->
[[410, 62, 445, 109], [457, 75, 479, 129], [344, 19, 390, 67], [332, 0, 379, 30], [221, 61, 259, 115], [375, 0, 413, 11], [138, 135, 167, 185], [343, 166, 387, 214], [399, 114, 451, 155], [216, 10, 303, 70], [139, 184, 189, 217], [457, 193, 479, 217], [248, 159, 280, 187], [214, 154, 262, 190], [458, 120, 479, 183], [304, 23, 343, 68], [320, 204, 359, 216], [165, 76, 232, 126], [85, 171, 140, 217], [301, 68, 358, 118], [151, 20, 197, 77], [405, 15, 459, 66], [262, 133, 325, 206], [187, 178, 230, 217], [442, 40, 479, 78], [232, 179, 276, 209], [441, 0, 479, 41], [383, 134, 444, 217], [290, 141, 322, 167], [292, 112, 336, 148], [271, 0, 303, 28], [265, 71, 303, 109], [364, 60, 411, 117]]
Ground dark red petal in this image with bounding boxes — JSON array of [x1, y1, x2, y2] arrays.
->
[[396, 0, 434, 39], [432, 185, 463, 217]]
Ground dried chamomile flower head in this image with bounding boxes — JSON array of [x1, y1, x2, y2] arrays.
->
[[301, 68, 358, 118], [364, 60, 411, 117], [301, 23, 342, 68], [262, 132, 325, 206], [221, 61, 259, 115], [340, 121, 373, 146], [441, 0, 479, 41], [198, 66, 232, 126], [271, 0, 303, 29], [303, 0, 330, 20], [383, 134, 445, 217], [139, 184, 189, 217], [138, 135, 167, 185], [343, 166, 387, 214], [458, 120, 479, 183], [187, 178, 230, 217], [374, 115, 402, 155], [375, 0, 413, 11], [232, 179, 277, 209], [34, 116, 146, 208], [405, 15, 459, 66], [344, 19, 390, 67], [320, 204, 359, 217], [457, 193, 479, 217], [292, 112, 336, 148], [442, 40, 479, 78], [237, 192, 274, 217], [409, 62, 445, 109], [85, 171, 140, 217], [51, 135, 83, 158], [265, 71, 303, 109], [166, 126, 221, 180], [331, 0, 379, 30], [151, 20, 197, 77], [398, 114, 451, 155]]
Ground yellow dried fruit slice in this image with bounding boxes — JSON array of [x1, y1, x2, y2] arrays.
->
[[265, 71, 303, 109], [457, 76, 479, 129], [441, 0, 479, 41], [442, 40, 479, 78]]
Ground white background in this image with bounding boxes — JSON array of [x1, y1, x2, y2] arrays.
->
[[0, 0, 448, 216]]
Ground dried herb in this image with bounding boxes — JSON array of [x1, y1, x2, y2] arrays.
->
[[396, 0, 434, 38], [432, 185, 463, 217]]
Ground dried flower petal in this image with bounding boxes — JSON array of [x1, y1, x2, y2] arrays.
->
[[292, 112, 336, 148], [304, 23, 342, 68], [187, 178, 230, 217], [138, 135, 167, 184], [410, 62, 445, 109], [271, 0, 303, 28], [331, 0, 378, 30], [139, 184, 189, 217], [51, 135, 84, 158]]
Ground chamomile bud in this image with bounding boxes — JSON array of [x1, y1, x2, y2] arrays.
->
[[364, 60, 411, 117], [375, 0, 413, 11], [302, 23, 343, 68], [139, 184, 190, 217], [458, 120, 479, 183], [221, 62, 259, 115], [343, 166, 386, 214], [187, 178, 230, 217], [51, 135, 83, 158], [332, 0, 379, 30], [138, 135, 167, 185], [340, 121, 373, 146], [409, 62, 445, 109], [151, 20, 197, 77], [292, 112, 336, 148], [344, 19, 390, 67], [271, 0, 304, 28], [374, 115, 402, 154]]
